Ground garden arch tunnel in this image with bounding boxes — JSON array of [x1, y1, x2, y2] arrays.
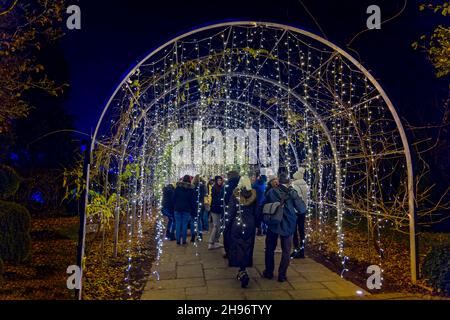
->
[[79, 21, 418, 298]]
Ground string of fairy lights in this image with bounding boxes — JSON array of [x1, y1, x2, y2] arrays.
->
[[83, 23, 412, 296]]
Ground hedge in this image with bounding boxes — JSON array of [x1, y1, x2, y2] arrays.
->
[[422, 245, 450, 295], [0, 165, 20, 198], [0, 200, 31, 263]]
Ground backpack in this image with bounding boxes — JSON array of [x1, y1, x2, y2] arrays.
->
[[262, 193, 289, 224]]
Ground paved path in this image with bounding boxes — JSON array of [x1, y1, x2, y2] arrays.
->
[[141, 234, 371, 300]]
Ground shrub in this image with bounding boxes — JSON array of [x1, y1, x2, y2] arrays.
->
[[0, 200, 31, 263], [422, 245, 450, 295], [0, 165, 20, 198]]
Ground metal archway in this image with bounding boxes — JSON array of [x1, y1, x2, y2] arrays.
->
[[80, 21, 417, 299]]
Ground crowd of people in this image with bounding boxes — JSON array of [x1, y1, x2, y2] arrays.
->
[[160, 169, 308, 288]]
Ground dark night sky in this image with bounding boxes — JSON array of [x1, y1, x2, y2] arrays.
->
[[60, 0, 448, 134]]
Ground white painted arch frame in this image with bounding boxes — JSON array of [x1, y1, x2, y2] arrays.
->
[[86, 21, 418, 285]]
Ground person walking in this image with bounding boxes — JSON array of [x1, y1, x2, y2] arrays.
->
[[173, 175, 196, 245], [252, 174, 267, 236], [291, 168, 309, 258], [191, 175, 206, 242], [221, 170, 241, 258], [226, 176, 257, 288], [263, 173, 306, 282], [162, 183, 175, 240], [208, 175, 224, 249], [203, 178, 214, 232]]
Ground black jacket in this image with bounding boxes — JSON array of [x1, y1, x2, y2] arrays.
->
[[210, 184, 223, 215], [226, 188, 257, 268], [162, 184, 175, 212], [222, 175, 241, 254], [172, 181, 196, 214]]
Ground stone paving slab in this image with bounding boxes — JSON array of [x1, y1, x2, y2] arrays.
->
[[142, 233, 370, 300], [141, 288, 187, 300], [289, 280, 327, 290], [145, 277, 206, 290], [177, 264, 204, 279], [288, 288, 337, 299], [245, 290, 293, 300]]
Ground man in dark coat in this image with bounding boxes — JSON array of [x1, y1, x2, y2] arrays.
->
[[263, 173, 306, 282], [208, 175, 224, 249], [226, 176, 257, 288], [221, 170, 240, 258], [172, 175, 196, 245], [162, 183, 175, 240]]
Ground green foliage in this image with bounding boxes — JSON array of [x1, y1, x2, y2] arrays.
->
[[87, 191, 128, 229], [0, 165, 20, 198], [120, 163, 141, 184], [413, 2, 450, 78], [62, 156, 84, 201], [0, 0, 68, 133], [153, 144, 174, 199], [419, 2, 450, 15], [422, 245, 450, 294], [0, 200, 31, 263], [426, 25, 450, 78]]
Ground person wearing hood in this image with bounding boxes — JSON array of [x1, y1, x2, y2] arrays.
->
[[252, 174, 267, 236], [291, 168, 309, 258], [172, 175, 196, 245], [162, 183, 175, 240], [208, 175, 224, 249], [226, 176, 257, 288], [263, 173, 306, 282], [221, 170, 241, 258]]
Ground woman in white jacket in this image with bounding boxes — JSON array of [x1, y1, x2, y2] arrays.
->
[[291, 167, 309, 258], [292, 167, 308, 201]]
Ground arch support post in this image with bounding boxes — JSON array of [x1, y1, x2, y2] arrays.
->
[[408, 167, 419, 283], [76, 137, 91, 300]]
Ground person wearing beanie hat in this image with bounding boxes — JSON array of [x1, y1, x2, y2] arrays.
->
[[278, 173, 290, 185], [227, 170, 240, 180], [226, 175, 257, 288], [265, 175, 279, 198], [267, 175, 278, 184], [262, 172, 306, 282], [291, 167, 309, 259]]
